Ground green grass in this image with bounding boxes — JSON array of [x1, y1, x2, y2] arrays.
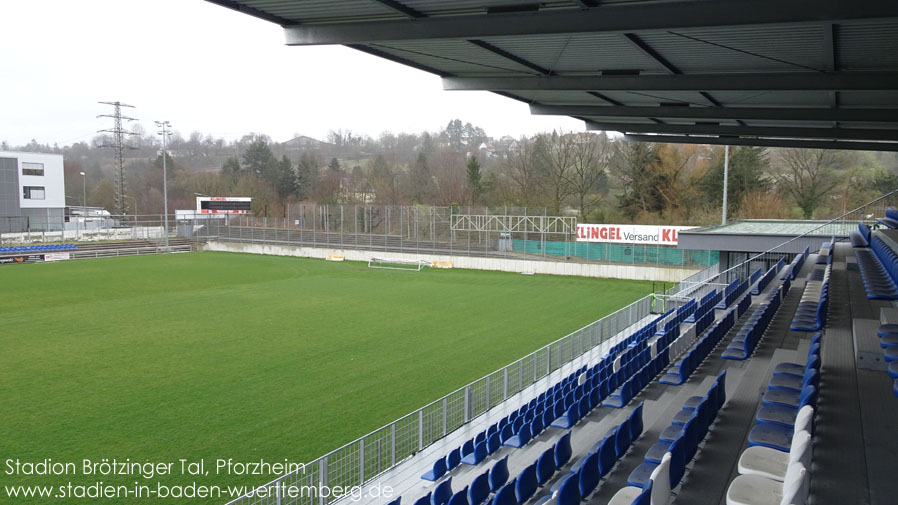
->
[[0, 252, 651, 503]]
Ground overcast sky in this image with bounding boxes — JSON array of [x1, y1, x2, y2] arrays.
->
[[1, 0, 583, 147]]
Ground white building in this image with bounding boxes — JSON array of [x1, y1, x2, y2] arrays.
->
[[0, 151, 66, 232]]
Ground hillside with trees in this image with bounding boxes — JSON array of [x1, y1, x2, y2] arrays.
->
[[4, 119, 897, 224]]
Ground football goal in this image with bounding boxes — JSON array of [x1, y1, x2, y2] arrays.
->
[[367, 257, 431, 271]]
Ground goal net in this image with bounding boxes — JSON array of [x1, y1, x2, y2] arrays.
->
[[367, 257, 431, 271]]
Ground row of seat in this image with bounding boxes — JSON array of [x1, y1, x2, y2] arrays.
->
[[685, 289, 720, 324], [421, 307, 680, 483], [660, 310, 735, 386], [877, 323, 898, 398], [726, 333, 823, 505], [608, 371, 728, 505], [475, 431, 572, 505], [717, 278, 749, 311], [790, 266, 830, 331], [0, 243, 77, 253], [723, 282, 787, 360], [534, 405, 647, 505], [849, 221, 872, 248], [856, 236, 898, 300], [749, 267, 762, 286], [876, 206, 898, 229], [604, 327, 682, 409], [780, 248, 809, 284], [815, 240, 834, 265], [752, 258, 786, 296], [421, 366, 585, 481]]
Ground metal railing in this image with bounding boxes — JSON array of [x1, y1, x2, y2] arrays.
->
[[224, 294, 655, 505]]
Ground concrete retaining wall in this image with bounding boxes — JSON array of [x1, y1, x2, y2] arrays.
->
[[204, 241, 701, 282]]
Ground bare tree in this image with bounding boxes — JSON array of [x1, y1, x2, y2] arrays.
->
[[566, 132, 611, 221], [501, 137, 543, 206], [539, 131, 577, 214], [771, 148, 844, 218], [431, 149, 467, 205]]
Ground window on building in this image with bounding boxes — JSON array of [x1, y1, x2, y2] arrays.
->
[[22, 162, 44, 176], [23, 186, 45, 200]]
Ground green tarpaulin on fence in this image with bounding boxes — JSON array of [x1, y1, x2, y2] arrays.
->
[[513, 240, 719, 268]]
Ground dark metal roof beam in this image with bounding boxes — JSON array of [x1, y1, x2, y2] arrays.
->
[[586, 121, 898, 141], [622, 33, 726, 113], [204, 0, 296, 26], [347, 44, 448, 77], [530, 104, 898, 122], [442, 71, 898, 91], [369, 0, 425, 19], [282, 0, 898, 45], [623, 33, 680, 74], [587, 91, 622, 106], [623, 134, 898, 152], [573, 0, 599, 9], [467, 40, 552, 75]]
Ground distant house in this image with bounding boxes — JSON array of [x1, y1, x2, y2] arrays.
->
[[281, 135, 334, 151]]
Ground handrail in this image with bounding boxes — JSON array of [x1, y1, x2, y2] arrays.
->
[[669, 187, 898, 299]]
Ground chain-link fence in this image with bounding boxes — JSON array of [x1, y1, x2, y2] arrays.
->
[[223, 294, 654, 505], [188, 204, 716, 270]]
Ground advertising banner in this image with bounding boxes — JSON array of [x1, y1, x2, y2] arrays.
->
[[576, 224, 694, 246], [44, 252, 71, 261], [0, 254, 45, 265]]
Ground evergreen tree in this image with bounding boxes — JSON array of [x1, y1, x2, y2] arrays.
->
[[701, 146, 770, 216], [466, 155, 482, 204]]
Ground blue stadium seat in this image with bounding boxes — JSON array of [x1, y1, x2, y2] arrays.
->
[[849, 222, 871, 248], [577, 452, 600, 498], [447, 486, 468, 505], [461, 441, 487, 466], [446, 448, 461, 472], [535, 448, 555, 486], [461, 440, 475, 459], [489, 456, 509, 493], [414, 492, 431, 505], [432, 478, 453, 505], [889, 361, 898, 379], [629, 402, 644, 442], [514, 464, 538, 504], [894, 378, 898, 398], [421, 457, 447, 481], [468, 472, 491, 505], [761, 385, 817, 409], [748, 406, 814, 452], [555, 473, 581, 505], [597, 435, 617, 477], [486, 432, 500, 456], [551, 404, 579, 429], [555, 431, 572, 468], [491, 482, 515, 505], [503, 424, 531, 449], [386, 497, 401, 505]]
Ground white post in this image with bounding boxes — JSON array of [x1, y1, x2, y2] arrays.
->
[[722, 145, 730, 225], [156, 121, 171, 248]]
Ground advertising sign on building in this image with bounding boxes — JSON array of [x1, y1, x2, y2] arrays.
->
[[576, 224, 694, 246]]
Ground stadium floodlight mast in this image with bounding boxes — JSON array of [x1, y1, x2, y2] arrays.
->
[[155, 120, 172, 248]]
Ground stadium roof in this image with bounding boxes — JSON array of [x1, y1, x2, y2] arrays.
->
[[206, 0, 898, 151]]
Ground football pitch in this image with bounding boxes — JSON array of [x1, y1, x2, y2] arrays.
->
[[0, 252, 652, 502]]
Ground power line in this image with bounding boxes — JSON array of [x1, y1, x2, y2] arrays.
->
[[97, 101, 137, 215]]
